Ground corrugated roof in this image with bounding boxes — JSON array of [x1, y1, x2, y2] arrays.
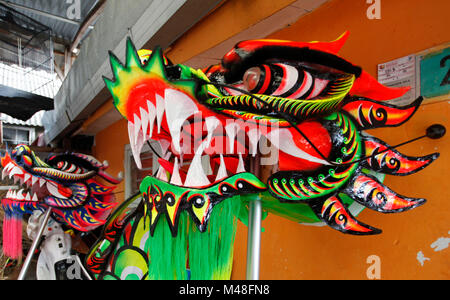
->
[[1, 0, 98, 43], [0, 110, 44, 126]]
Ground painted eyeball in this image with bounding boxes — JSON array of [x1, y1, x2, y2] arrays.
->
[[165, 194, 176, 206], [188, 194, 211, 231], [219, 182, 236, 195], [243, 67, 263, 92], [192, 195, 205, 209]]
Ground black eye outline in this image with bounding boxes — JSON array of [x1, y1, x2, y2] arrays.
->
[[192, 196, 205, 209], [165, 193, 176, 206], [219, 182, 237, 196]]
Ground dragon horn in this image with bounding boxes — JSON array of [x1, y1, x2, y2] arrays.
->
[[309, 194, 382, 235], [362, 135, 440, 176], [349, 70, 410, 101], [307, 30, 350, 54], [343, 173, 426, 213]]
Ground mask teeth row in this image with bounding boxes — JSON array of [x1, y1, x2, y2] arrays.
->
[[2, 161, 46, 189], [2, 161, 70, 201], [6, 188, 38, 202], [155, 152, 247, 188], [127, 88, 329, 185]]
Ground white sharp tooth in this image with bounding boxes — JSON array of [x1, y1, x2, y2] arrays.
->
[[13, 175, 19, 184], [225, 123, 240, 154], [133, 113, 142, 145], [159, 140, 170, 158], [202, 155, 213, 176], [128, 121, 144, 169], [6, 189, 11, 198], [16, 189, 24, 200], [165, 88, 199, 153], [24, 173, 31, 184], [128, 119, 136, 146], [139, 107, 149, 140], [155, 93, 165, 134], [5, 162, 14, 172], [184, 148, 210, 188], [32, 193, 38, 202], [32, 175, 39, 186], [155, 152, 171, 182], [156, 166, 168, 182], [236, 152, 246, 173], [267, 128, 330, 165], [147, 100, 156, 138], [2, 168, 7, 180], [204, 116, 221, 149], [164, 152, 172, 161], [39, 178, 46, 188], [11, 190, 17, 199], [9, 166, 23, 177], [170, 157, 183, 185], [46, 181, 68, 199], [25, 192, 31, 201], [247, 128, 261, 156], [215, 154, 228, 182]]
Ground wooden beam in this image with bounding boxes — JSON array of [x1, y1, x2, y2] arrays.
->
[[69, 0, 107, 53], [54, 49, 77, 58], [53, 59, 64, 81]]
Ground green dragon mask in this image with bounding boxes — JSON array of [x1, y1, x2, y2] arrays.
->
[[85, 33, 439, 280]]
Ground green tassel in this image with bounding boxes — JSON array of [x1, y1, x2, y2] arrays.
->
[[147, 214, 188, 280], [146, 196, 242, 280], [188, 196, 242, 280]]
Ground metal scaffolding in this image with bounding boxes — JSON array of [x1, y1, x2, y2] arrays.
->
[[0, 3, 60, 98]]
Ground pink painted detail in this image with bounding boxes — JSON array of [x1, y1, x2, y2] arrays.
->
[[2, 215, 23, 259], [307, 78, 329, 99], [290, 70, 313, 99], [272, 63, 299, 96]]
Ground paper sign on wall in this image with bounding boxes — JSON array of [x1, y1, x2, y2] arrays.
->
[[377, 55, 416, 106]]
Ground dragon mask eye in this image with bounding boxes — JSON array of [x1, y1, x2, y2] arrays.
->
[[239, 62, 352, 101]]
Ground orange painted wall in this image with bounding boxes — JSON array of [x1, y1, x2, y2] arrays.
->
[[165, 0, 298, 62], [231, 0, 449, 279], [91, 0, 449, 279], [92, 118, 128, 198]]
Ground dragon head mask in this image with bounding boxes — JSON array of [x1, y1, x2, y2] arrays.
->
[[1, 144, 121, 258], [85, 32, 439, 279]]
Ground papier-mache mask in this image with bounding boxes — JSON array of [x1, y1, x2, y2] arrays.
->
[[85, 32, 439, 279]]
